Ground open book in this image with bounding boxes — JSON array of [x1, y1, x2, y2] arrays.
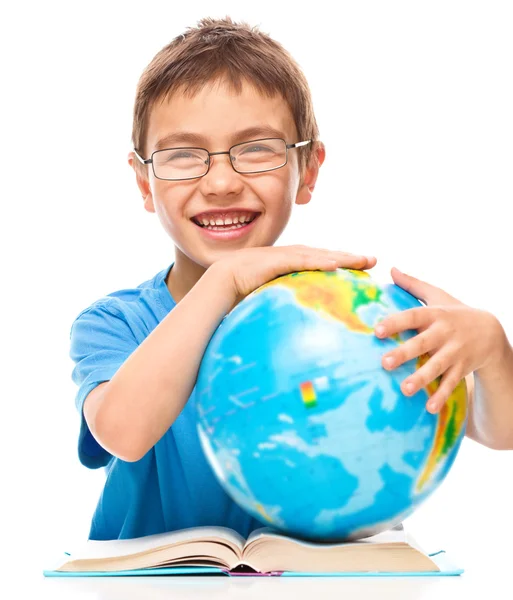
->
[[44, 524, 462, 577]]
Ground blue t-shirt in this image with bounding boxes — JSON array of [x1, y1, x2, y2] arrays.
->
[[70, 263, 264, 540]]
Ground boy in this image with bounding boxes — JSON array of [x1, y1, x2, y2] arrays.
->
[[70, 17, 513, 542]]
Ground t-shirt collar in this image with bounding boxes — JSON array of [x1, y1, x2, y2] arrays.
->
[[156, 262, 176, 311]]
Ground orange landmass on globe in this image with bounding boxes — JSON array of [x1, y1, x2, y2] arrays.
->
[[258, 269, 382, 334], [415, 353, 468, 492]]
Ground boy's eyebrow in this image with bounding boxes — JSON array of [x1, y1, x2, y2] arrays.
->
[[153, 125, 288, 151]]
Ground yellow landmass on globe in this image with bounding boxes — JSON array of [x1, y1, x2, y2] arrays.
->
[[254, 502, 274, 522]]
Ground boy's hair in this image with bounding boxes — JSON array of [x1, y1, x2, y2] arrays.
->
[[131, 16, 320, 182]]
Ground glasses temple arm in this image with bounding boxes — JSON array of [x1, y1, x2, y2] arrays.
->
[[286, 140, 312, 149], [133, 149, 152, 164]]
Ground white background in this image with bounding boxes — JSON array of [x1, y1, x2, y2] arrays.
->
[[2, 0, 512, 581]]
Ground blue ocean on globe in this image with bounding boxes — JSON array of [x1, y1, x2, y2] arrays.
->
[[195, 268, 467, 541]]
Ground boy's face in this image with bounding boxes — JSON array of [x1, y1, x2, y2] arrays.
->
[[129, 78, 324, 270]]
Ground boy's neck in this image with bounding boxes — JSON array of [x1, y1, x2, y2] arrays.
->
[[166, 249, 208, 303]]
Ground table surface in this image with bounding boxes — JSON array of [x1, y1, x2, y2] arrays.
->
[[16, 534, 509, 600]]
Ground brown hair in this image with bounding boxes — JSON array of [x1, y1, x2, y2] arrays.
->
[[131, 16, 320, 180]]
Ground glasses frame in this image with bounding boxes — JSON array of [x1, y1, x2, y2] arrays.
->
[[133, 138, 312, 181]]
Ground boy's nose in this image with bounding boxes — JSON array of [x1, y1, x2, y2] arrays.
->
[[207, 153, 238, 176], [209, 152, 234, 168], [201, 153, 244, 196]]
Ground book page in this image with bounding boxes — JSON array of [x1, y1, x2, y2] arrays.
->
[[243, 525, 407, 553], [64, 526, 245, 561], [247, 543, 437, 574], [58, 542, 239, 572], [241, 526, 438, 574]]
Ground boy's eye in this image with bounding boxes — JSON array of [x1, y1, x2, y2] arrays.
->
[[242, 145, 273, 154], [169, 151, 197, 160], [160, 150, 204, 162]]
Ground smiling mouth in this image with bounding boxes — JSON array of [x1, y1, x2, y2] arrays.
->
[[191, 211, 260, 231]]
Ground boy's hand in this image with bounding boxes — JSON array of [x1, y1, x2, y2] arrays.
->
[[213, 245, 377, 308], [375, 267, 504, 414]]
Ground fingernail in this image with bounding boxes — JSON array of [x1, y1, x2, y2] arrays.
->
[[375, 325, 385, 337], [427, 400, 437, 412], [405, 382, 415, 395], [384, 356, 395, 368]]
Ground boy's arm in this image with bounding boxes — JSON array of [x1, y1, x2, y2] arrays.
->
[[84, 246, 375, 462], [464, 330, 513, 450], [83, 263, 236, 462]]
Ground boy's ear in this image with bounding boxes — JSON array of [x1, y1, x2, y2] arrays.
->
[[295, 142, 326, 206], [128, 151, 155, 213]]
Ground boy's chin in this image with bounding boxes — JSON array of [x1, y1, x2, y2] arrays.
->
[[184, 212, 283, 262]]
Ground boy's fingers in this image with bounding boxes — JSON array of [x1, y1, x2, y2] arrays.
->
[[319, 254, 368, 268], [365, 256, 377, 266], [332, 252, 377, 267], [376, 307, 432, 337], [381, 329, 436, 370], [284, 247, 377, 271], [426, 365, 462, 413]]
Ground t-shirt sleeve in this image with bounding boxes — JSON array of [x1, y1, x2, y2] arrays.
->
[[70, 301, 139, 469]]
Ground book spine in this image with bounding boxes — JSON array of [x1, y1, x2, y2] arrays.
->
[[226, 569, 284, 577]]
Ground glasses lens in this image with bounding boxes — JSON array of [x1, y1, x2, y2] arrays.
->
[[152, 148, 209, 180], [230, 138, 287, 173]]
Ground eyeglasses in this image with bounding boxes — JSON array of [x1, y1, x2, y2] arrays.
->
[[133, 138, 312, 181]]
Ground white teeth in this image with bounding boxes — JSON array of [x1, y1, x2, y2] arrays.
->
[[203, 223, 245, 231], [196, 213, 257, 229]]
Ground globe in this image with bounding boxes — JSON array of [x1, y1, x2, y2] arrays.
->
[[195, 268, 467, 542]]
